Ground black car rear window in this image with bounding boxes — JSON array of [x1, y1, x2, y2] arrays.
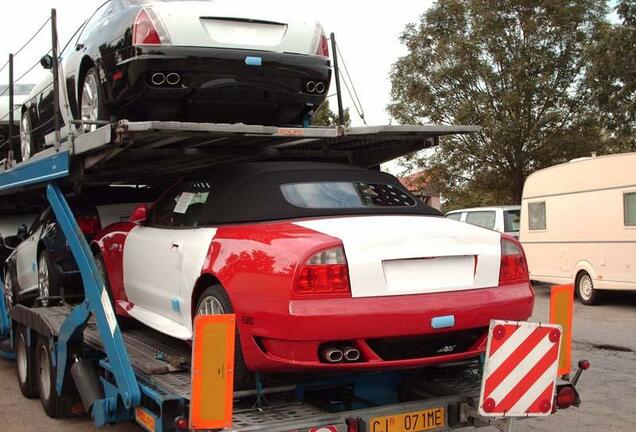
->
[[281, 182, 416, 209], [145, 162, 441, 228]]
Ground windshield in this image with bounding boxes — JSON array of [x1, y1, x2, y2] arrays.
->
[[0, 84, 35, 96], [504, 210, 520, 233], [281, 182, 416, 209]]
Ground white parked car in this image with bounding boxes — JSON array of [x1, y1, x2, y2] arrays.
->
[[445, 206, 521, 238]]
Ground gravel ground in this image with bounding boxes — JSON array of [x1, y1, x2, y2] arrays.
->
[[0, 284, 634, 431]]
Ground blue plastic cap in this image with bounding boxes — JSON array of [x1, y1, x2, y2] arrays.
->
[[245, 56, 262, 66]]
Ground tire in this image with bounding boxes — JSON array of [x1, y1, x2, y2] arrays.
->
[[78, 67, 110, 133], [35, 336, 63, 417], [15, 325, 38, 398], [576, 271, 602, 305], [37, 250, 61, 307], [19, 110, 37, 161], [195, 285, 253, 390]]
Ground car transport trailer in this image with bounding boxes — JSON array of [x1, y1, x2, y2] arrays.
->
[[0, 120, 590, 432]]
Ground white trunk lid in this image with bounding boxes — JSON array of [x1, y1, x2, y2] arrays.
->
[[295, 216, 502, 298], [149, 1, 321, 54]]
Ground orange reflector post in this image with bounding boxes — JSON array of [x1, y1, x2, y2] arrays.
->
[[550, 284, 574, 376], [190, 314, 236, 430]]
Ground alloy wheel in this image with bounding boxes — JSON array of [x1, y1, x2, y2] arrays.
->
[[81, 73, 99, 133], [20, 112, 31, 160], [38, 255, 50, 307], [579, 274, 594, 301], [4, 272, 13, 310], [197, 296, 225, 315], [38, 345, 51, 401]]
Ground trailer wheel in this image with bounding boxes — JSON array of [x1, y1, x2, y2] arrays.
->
[[195, 285, 253, 390], [576, 271, 602, 305], [15, 326, 38, 399], [35, 336, 74, 418]]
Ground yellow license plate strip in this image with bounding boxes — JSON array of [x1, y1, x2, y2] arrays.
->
[[135, 407, 157, 432], [370, 407, 445, 432]]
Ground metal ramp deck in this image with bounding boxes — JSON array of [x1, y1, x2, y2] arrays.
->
[[1, 121, 479, 191]]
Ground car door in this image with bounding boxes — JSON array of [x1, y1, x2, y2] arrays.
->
[[14, 210, 49, 295], [122, 181, 216, 333]]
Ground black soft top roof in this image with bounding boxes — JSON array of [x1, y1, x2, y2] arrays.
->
[[153, 162, 441, 225]]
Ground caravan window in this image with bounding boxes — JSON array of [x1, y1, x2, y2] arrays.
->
[[625, 193, 636, 226], [528, 202, 546, 230]]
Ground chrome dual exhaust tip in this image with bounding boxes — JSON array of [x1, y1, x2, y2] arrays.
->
[[151, 72, 166, 86], [343, 346, 361, 362], [320, 344, 361, 363], [151, 72, 181, 86], [166, 72, 181, 85], [320, 346, 344, 363]]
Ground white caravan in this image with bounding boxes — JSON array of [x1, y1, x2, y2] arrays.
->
[[520, 152, 636, 304]]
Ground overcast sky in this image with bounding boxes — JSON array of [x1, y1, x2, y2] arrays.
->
[[0, 0, 434, 126]]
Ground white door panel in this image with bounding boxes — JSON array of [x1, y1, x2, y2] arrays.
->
[[295, 215, 502, 298], [123, 226, 216, 334]]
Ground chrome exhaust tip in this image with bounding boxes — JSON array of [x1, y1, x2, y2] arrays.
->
[[166, 72, 181, 86], [305, 80, 316, 93], [315, 81, 326, 94], [151, 72, 166, 86], [320, 346, 344, 363], [343, 346, 361, 362]]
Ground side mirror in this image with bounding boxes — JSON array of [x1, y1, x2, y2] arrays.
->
[[40, 54, 53, 70], [129, 203, 148, 224], [17, 224, 28, 240]]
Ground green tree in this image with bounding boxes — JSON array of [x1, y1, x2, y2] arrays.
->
[[389, 0, 609, 209], [586, 0, 635, 150], [312, 100, 351, 127]]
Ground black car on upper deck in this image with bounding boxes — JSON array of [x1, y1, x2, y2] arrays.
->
[[19, 0, 331, 160]]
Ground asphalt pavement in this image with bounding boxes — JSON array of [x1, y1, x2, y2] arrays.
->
[[0, 284, 634, 431]]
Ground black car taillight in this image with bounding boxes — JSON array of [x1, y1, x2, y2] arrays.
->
[[133, 8, 171, 46]]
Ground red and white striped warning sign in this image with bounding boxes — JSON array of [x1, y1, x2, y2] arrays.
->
[[479, 320, 562, 417]]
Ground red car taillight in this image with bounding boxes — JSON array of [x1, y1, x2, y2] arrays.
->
[[133, 8, 170, 46], [499, 236, 529, 285], [295, 246, 350, 297], [77, 215, 101, 237]]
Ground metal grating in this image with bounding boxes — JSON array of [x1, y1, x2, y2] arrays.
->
[[231, 402, 332, 431]]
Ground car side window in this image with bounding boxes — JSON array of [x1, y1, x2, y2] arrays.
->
[[446, 213, 461, 221], [148, 181, 214, 228], [77, 1, 112, 42], [465, 211, 496, 230], [528, 202, 546, 230]]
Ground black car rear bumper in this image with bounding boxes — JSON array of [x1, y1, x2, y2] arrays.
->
[[110, 46, 332, 126]]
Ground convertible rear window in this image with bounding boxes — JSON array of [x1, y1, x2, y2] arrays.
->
[[281, 182, 416, 209]]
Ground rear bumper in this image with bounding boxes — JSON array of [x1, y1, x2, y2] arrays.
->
[[237, 282, 534, 372], [110, 46, 331, 125]]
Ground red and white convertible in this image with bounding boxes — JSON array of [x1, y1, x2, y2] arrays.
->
[[92, 162, 534, 387]]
